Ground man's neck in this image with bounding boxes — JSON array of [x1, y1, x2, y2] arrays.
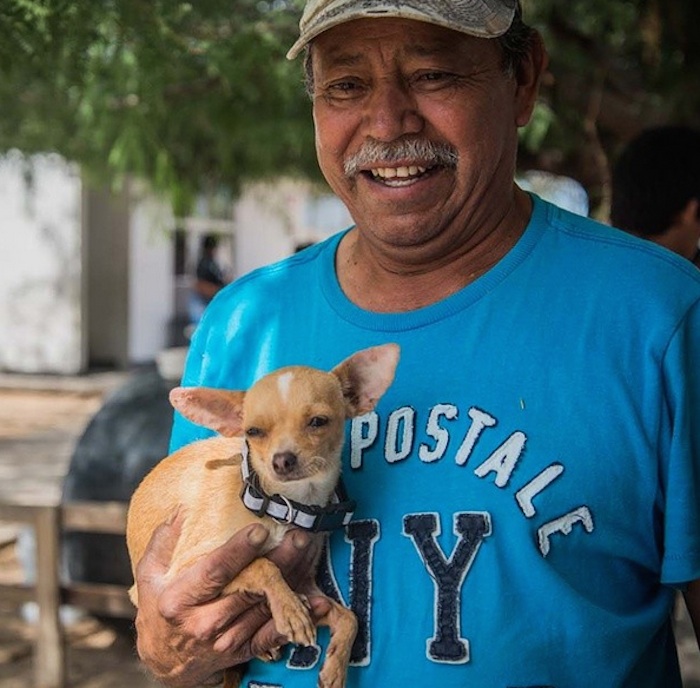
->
[[335, 188, 533, 313]]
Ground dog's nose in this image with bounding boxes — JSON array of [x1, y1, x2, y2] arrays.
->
[[273, 451, 298, 476]]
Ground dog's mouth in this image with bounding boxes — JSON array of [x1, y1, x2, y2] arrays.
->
[[248, 453, 339, 509], [270, 452, 326, 482]]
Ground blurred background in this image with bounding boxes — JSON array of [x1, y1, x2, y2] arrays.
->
[[0, 0, 699, 686], [0, 0, 698, 375]]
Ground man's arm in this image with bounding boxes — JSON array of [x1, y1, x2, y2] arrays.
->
[[683, 579, 700, 650], [133, 515, 323, 688]]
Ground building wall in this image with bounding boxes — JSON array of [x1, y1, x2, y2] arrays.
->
[[0, 153, 176, 374], [0, 155, 351, 375], [233, 179, 352, 278], [128, 191, 175, 363], [0, 153, 84, 374]]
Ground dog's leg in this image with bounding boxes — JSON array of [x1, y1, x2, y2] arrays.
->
[[223, 559, 316, 648], [315, 597, 358, 688]]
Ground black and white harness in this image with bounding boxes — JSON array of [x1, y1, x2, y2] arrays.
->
[[239, 443, 356, 532]]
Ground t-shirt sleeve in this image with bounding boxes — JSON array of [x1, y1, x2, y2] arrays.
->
[[660, 297, 700, 585], [168, 312, 218, 453]]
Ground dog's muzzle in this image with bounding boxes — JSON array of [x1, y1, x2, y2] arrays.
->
[[239, 443, 356, 532]]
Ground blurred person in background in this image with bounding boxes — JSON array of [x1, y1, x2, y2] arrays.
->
[[188, 233, 229, 325], [611, 125, 700, 267]]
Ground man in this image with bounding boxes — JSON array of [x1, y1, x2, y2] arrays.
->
[[133, 2, 700, 686], [189, 234, 229, 325], [610, 125, 700, 266]]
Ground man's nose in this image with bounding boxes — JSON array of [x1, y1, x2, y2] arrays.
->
[[362, 78, 424, 142]]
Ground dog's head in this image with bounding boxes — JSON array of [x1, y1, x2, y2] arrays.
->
[[169, 344, 399, 502]]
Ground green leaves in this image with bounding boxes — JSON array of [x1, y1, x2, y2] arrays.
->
[[1, 0, 698, 216], [521, 0, 700, 213], [0, 0, 314, 213]]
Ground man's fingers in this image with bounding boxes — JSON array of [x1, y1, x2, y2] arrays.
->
[[133, 521, 320, 682], [214, 613, 288, 660], [167, 589, 268, 641], [211, 596, 334, 663], [160, 524, 271, 608]]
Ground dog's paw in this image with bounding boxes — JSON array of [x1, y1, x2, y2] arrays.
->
[[318, 663, 346, 688], [272, 593, 316, 648]]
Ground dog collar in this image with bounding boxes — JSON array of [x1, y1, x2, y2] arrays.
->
[[239, 443, 356, 532]]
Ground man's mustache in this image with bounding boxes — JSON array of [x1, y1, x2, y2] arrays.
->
[[344, 138, 459, 177]]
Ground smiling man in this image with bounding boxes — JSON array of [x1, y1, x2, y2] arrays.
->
[[132, 2, 700, 687]]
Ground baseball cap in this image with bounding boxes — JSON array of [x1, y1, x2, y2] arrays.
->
[[287, 0, 518, 59]]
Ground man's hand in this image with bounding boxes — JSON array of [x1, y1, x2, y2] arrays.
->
[[133, 513, 320, 687]]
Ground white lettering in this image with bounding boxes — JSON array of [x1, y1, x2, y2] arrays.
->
[[537, 506, 595, 557], [419, 404, 458, 463], [385, 407, 415, 464], [454, 408, 497, 466], [473, 431, 527, 488], [350, 413, 379, 469], [515, 463, 565, 518]]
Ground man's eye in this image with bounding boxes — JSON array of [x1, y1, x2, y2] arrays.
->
[[246, 426, 265, 438], [320, 80, 364, 100], [308, 416, 329, 428], [413, 71, 458, 89]]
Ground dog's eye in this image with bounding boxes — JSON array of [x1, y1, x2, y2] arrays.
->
[[308, 416, 329, 428], [245, 426, 265, 438]]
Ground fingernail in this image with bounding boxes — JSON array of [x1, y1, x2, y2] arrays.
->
[[291, 530, 310, 550], [248, 524, 269, 547]]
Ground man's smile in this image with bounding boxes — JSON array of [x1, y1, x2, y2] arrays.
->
[[366, 164, 437, 186]]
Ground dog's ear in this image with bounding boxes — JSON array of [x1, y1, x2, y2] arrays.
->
[[332, 343, 400, 417], [169, 387, 246, 437]]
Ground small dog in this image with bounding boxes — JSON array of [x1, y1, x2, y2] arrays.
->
[[126, 343, 400, 688]]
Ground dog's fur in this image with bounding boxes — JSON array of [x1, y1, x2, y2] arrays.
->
[[126, 344, 399, 688]]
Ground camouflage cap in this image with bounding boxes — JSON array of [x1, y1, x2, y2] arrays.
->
[[287, 0, 518, 59]]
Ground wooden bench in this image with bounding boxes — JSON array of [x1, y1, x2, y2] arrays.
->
[[0, 500, 134, 688]]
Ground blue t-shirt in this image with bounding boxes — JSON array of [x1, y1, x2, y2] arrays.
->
[[171, 195, 700, 688]]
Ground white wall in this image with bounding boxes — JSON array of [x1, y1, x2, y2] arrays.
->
[[233, 179, 352, 277], [128, 192, 175, 363], [0, 152, 84, 374]]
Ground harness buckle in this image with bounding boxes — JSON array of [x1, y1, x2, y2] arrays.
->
[[272, 495, 298, 526]]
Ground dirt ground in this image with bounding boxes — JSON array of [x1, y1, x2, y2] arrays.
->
[[0, 382, 699, 687], [0, 380, 160, 687]]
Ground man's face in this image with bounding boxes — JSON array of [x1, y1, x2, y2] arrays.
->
[[310, 18, 539, 253]]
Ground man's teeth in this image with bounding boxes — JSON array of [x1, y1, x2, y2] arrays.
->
[[370, 165, 427, 179]]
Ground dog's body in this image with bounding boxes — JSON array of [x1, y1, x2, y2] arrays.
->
[[126, 344, 399, 688]]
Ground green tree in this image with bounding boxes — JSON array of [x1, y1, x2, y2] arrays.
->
[[0, 0, 315, 214], [1, 0, 698, 216], [521, 0, 700, 214]]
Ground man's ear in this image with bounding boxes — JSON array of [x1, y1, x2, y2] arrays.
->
[[678, 198, 700, 230], [332, 344, 400, 418], [169, 387, 246, 437], [514, 30, 549, 127]]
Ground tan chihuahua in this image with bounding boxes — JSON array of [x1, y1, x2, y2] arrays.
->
[[126, 343, 400, 688]]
